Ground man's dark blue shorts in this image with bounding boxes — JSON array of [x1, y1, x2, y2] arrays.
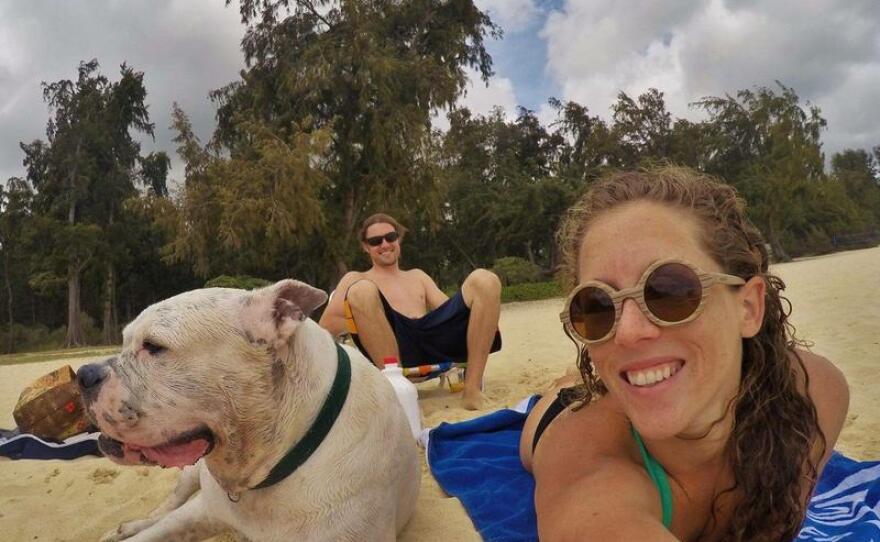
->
[[348, 290, 502, 368]]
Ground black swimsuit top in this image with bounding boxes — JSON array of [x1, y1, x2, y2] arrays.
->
[[531, 388, 576, 453]]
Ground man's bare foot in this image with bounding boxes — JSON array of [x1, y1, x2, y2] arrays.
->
[[461, 387, 486, 410]]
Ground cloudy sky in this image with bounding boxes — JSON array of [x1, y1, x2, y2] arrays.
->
[[1, 0, 878, 185]]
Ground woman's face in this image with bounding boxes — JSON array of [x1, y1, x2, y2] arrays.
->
[[578, 200, 764, 439]]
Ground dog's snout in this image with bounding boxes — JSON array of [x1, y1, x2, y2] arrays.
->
[[77, 363, 108, 391]]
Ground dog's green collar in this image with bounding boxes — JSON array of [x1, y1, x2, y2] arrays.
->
[[253, 343, 352, 490]]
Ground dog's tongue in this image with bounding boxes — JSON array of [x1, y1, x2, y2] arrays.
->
[[127, 437, 211, 469]]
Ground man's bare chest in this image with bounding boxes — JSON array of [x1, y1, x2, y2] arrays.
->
[[371, 277, 428, 319]]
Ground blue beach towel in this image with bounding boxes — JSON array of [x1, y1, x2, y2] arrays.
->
[[426, 398, 880, 542]]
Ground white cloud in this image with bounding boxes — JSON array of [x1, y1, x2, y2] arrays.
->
[[0, 0, 244, 184], [542, 0, 704, 119], [819, 62, 880, 158], [475, 0, 540, 33], [679, 0, 878, 99], [541, 0, 880, 156], [461, 70, 519, 117], [434, 69, 519, 130]]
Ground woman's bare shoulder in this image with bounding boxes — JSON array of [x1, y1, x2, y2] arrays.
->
[[532, 396, 635, 494], [536, 396, 627, 458], [795, 349, 849, 410], [794, 348, 850, 465], [531, 397, 675, 539]]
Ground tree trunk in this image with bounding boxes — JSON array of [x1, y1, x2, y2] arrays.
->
[[525, 240, 536, 264], [766, 215, 791, 263], [64, 158, 85, 347], [334, 259, 348, 285], [102, 208, 119, 344], [102, 261, 119, 344], [548, 243, 559, 276], [3, 257, 13, 353], [331, 187, 357, 284], [65, 264, 85, 347]]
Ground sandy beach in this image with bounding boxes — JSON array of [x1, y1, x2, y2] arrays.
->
[[1, 247, 878, 541]]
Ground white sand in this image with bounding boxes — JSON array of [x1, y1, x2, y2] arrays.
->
[[1, 247, 877, 541]]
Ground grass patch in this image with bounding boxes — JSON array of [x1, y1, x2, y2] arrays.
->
[[501, 280, 563, 303], [0, 346, 119, 367]]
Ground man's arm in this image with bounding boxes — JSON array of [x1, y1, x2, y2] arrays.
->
[[318, 272, 361, 337], [416, 269, 449, 310]]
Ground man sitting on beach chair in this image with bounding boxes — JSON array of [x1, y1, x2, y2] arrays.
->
[[319, 213, 502, 410]]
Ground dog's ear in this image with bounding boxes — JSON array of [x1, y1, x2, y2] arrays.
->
[[240, 279, 329, 345], [272, 279, 328, 332]]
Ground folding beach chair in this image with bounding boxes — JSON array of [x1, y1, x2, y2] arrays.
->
[[342, 299, 466, 390]]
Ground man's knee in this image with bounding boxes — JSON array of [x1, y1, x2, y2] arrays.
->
[[346, 280, 382, 311], [463, 269, 502, 300]]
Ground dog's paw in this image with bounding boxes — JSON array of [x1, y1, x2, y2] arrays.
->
[[100, 518, 152, 542], [99, 527, 126, 542]]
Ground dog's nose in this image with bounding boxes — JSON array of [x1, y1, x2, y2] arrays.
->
[[77, 363, 108, 391]]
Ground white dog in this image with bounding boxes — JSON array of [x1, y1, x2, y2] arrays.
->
[[77, 279, 420, 541]]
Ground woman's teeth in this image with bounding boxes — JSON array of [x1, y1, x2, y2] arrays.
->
[[625, 362, 681, 387]]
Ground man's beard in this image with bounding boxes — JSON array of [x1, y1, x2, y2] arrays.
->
[[374, 250, 399, 267]]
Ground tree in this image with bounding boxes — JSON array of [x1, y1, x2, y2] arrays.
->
[[178, 0, 500, 286], [548, 97, 620, 182], [695, 83, 827, 260], [20, 59, 155, 346], [611, 88, 673, 166], [168, 103, 331, 279], [138, 152, 171, 198], [831, 148, 880, 224], [436, 106, 576, 279], [0, 178, 34, 352], [98, 63, 155, 344]]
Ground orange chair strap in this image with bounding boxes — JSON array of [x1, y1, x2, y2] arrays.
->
[[342, 299, 358, 334]]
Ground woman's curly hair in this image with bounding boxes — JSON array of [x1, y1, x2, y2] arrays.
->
[[556, 166, 824, 541]]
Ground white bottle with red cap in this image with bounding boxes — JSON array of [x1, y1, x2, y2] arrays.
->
[[381, 356, 422, 440]]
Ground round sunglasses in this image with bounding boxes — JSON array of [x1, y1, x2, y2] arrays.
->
[[365, 231, 400, 247], [560, 259, 746, 345]]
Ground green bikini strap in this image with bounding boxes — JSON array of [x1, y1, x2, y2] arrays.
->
[[630, 425, 674, 528]]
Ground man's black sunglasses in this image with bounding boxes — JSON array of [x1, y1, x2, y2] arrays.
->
[[365, 231, 400, 246]]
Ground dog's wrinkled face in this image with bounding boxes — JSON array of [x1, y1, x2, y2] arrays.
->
[[79, 280, 327, 469]]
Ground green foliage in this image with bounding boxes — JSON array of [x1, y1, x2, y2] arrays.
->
[[179, 0, 501, 285], [832, 148, 880, 224], [501, 281, 563, 304], [204, 275, 272, 290], [695, 83, 829, 260], [5, 18, 880, 355], [139, 152, 171, 197], [18, 59, 161, 347], [792, 227, 834, 256], [0, 346, 119, 367], [435, 106, 578, 282], [169, 105, 331, 278], [612, 88, 673, 165], [0, 323, 52, 354], [491, 257, 542, 286], [27, 271, 67, 297], [0, 313, 101, 354]]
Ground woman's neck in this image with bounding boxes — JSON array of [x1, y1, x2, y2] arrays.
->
[[648, 404, 735, 476]]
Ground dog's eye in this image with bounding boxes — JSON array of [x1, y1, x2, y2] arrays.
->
[[142, 341, 165, 355]]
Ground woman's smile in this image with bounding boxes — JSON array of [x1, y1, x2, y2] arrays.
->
[[621, 358, 684, 387]]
